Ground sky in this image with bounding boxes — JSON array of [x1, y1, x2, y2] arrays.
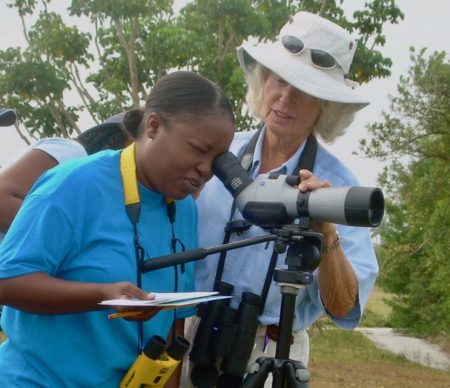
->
[[0, 0, 449, 187]]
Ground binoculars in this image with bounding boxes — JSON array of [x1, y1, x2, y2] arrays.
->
[[189, 281, 261, 387], [120, 334, 190, 388]]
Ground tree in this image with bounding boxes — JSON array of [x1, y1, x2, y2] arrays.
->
[[0, 0, 404, 143], [361, 48, 450, 336]]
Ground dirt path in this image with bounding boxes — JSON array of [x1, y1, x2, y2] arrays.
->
[[357, 327, 450, 371]]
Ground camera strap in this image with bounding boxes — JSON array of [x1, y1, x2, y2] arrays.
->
[[120, 143, 183, 352], [215, 128, 318, 314]]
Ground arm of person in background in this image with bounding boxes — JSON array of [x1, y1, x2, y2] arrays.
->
[[0, 149, 58, 234], [298, 169, 359, 318]]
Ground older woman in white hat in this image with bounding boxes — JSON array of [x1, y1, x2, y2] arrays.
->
[[191, 11, 379, 387]]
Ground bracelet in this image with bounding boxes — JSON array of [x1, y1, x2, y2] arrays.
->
[[322, 233, 341, 254]]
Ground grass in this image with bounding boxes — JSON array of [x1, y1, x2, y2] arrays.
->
[[307, 286, 450, 386], [359, 286, 393, 328], [365, 286, 393, 320], [308, 328, 450, 387]]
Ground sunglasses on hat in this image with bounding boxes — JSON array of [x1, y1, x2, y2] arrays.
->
[[281, 35, 337, 69]]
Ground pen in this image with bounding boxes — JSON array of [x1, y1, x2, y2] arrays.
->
[[108, 311, 146, 320]]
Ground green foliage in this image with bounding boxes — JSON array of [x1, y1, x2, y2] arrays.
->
[[360, 307, 391, 328], [1, 0, 404, 141], [361, 49, 450, 336]]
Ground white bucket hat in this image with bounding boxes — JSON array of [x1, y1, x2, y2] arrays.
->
[[237, 11, 369, 111]]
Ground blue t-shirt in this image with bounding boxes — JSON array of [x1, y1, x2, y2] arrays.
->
[[196, 129, 379, 330], [0, 150, 196, 387]]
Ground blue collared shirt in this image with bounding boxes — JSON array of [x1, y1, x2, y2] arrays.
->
[[195, 129, 379, 330]]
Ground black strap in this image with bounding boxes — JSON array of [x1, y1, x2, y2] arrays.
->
[[258, 249, 279, 315], [215, 128, 318, 314], [240, 126, 264, 171], [293, 134, 318, 175], [242, 128, 318, 175]]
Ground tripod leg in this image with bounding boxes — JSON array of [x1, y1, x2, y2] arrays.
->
[[275, 287, 297, 360], [273, 288, 298, 388]]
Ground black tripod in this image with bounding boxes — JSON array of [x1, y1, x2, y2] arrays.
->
[[242, 226, 321, 388], [142, 224, 322, 388]]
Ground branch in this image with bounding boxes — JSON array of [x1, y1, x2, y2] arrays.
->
[[93, 16, 115, 94], [405, 229, 446, 259], [57, 98, 81, 135], [318, 0, 328, 16], [393, 131, 448, 153], [69, 63, 99, 121], [214, 32, 236, 76], [408, 239, 428, 257], [215, 20, 224, 73], [14, 123, 32, 145], [47, 103, 70, 138], [113, 17, 140, 106], [19, 14, 30, 45], [93, 17, 104, 64], [223, 33, 236, 58], [130, 16, 143, 103]]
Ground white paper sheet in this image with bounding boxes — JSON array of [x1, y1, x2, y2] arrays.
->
[[99, 291, 231, 308]]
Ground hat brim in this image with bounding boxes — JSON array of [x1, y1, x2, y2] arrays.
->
[[0, 108, 17, 127], [237, 41, 369, 111]]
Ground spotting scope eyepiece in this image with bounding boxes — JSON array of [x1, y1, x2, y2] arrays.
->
[[213, 152, 384, 228]]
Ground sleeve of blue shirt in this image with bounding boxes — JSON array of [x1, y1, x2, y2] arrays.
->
[[0, 194, 76, 279]]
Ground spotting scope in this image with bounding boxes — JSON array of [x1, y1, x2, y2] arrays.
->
[[212, 152, 384, 228]]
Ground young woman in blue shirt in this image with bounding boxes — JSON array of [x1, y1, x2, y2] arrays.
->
[[0, 71, 235, 387]]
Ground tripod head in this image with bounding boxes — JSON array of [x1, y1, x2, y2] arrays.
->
[[269, 226, 322, 275]]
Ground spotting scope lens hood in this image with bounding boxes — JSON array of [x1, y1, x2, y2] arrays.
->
[[343, 186, 384, 227]]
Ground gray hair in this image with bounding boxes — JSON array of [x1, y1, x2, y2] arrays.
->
[[244, 63, 355, 143]]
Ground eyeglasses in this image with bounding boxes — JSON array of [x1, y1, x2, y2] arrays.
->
[[281, 35, 337, 69]]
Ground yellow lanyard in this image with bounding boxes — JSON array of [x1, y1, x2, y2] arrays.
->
[[119, 143, 182, 352], [120, 143, 182, 352], [120, 143, 146, 352], [120, 143, 141, 225], [120, 142, 175, 224]]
